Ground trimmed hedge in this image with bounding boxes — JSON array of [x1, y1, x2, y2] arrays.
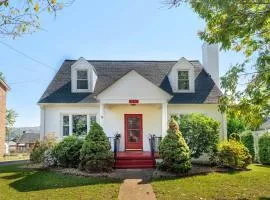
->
[[241, 130, 255, 160], [258, 132, 270, 165], [158, 119, 191, 173], [178, 113, 220, 159], [52, 136, 83, 168], [217, 139, 252, 169]]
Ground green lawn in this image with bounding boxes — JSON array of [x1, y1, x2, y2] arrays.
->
[[0, 164, 120, 200], [152, 164, 270, 200]]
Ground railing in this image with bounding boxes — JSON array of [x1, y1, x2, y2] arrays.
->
[[149, 134, 162, 161], [108, 134, 121, 160]]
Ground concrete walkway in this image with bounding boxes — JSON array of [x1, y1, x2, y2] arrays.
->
[[0, 160, 29, 166], [117, 169, 156, 200]]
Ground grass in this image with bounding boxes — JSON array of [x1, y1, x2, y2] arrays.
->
[[151, 164, 270, 200], [0, 164, 120, 200], [0, 153, 29, 162]]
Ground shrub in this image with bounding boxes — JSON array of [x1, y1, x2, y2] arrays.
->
[[217, 139, 252, 169], [43, 149, 57, 168], [52, 136, 83, 168], [79, 123, 114, 172], [177, 113, 220, 159], [258, 132, 270, 165], [241, 130, 255, 160], [229, 133, 241, 142], [158, 119, 191, 173], [30, 136, 56, 164], [227, 117, 246, 138]]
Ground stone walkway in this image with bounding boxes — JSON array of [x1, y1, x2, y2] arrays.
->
[[116, 169, 157, 200]]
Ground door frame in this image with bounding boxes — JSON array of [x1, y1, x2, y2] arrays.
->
[[124, 114, 143, 151]]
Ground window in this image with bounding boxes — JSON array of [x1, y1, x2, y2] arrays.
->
[[77, 70, 88, 90], [72, 115, 87, 136], [62, 115, 70, 136], [62, 114, 97, 137], [178, 71, 189, 90]]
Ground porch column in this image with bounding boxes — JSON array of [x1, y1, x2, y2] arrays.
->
[[99, 103, 105, 128], [161, 103, 168, 137]]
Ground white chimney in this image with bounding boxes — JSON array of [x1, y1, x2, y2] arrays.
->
[[202, 42, 220, 88]]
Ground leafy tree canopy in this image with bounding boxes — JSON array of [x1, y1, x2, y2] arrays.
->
[[166, 0, 270, 129], [0, 0, 74, 37], [6, 109, 18, 137]]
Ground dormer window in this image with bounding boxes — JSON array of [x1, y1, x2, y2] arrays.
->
[[178, 71, 189, 90], [77, 70, 88, 90]]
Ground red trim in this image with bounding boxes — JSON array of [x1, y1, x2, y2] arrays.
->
[[124, 114, 143, 150]]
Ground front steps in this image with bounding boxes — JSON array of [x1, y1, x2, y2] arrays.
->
[[115, 151, 157, 169]]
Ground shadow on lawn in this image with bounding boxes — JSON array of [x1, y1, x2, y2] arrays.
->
[[259, 197, 270, 200], [1, 165, 120, 192]]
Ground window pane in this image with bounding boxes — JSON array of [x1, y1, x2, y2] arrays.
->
[[63, 126, 69, 136], [77, 70, 87, 79], [77, 80, 88, 89], [128, 130, 140, 143], [178, 80, 189, 90], [178, 71, 188, 79], [63, 115, 69, 126], [72, 115, 87, 136], [90, 115, 96, 125]]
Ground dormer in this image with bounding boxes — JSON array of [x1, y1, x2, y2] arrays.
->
[[71, 57, 97, 93], [168, 57, 195, 93]]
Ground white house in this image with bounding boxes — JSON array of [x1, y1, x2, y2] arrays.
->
[[38, 43, 226, 167]]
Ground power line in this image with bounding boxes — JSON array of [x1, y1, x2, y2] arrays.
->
[[0, 40, 56, 72]]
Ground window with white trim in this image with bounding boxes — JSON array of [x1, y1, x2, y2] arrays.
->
[[77, 70, 88, 90], [61, 114, 96, 137], [178, 71, 189, 90]]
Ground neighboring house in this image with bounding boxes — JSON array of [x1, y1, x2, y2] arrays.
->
[[0, 79, 9, 157], [38, 43, 227, 167], [16, 131, 40, 151]]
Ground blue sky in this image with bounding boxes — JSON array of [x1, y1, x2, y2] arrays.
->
[[0, 0, 245, 127]]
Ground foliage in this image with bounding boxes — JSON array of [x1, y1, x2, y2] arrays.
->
[[227, 116, 246, 138], [52, 136, 83, 168], [258, 132, 270, 165], [30, 135, 56, 163], [43, 149, 57, 168], [241, 130, 255, 160], [0, 0, 74, 37], [229, 133, 241, 142], [6, 109, 18, 138], [158, 119, 191, 173], [79, 123, 114, 172], [166, 0, 270, 129], [217, 139, 252, 169], [176, 113, 220, 159], [0, 72, 4, 80]]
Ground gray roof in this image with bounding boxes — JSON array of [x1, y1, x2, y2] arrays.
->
[[39, 60, 222, 104], [17, 133, 40, 144]]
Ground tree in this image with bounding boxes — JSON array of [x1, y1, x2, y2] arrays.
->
[[0, 72, 4, 81], [165, 0, 270, 129], [6, 109, 18, 140], [227, 116, 247, 138], [0, 0, 74, 37], [158, 118, 191, 173]]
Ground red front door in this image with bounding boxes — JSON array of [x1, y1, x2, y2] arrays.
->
[[124, 114, 143, 150]]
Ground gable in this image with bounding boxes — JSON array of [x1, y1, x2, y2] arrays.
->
[[97, 70, 172, 103]]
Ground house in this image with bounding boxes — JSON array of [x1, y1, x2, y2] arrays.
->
[[16, 131, 40, 151], [38, 43, 227, 168], [0, 79, 9, 157]]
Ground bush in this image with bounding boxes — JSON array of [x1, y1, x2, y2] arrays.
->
[[158, 119, 191, 173], [43, 149, 57, 168], [79, 123, 114, 172], [241, 130, 255, 160], [258, 132, 270, 165], [229, 133, 241, 142], [217, 139, 252, 169], [227, 117, 246, 138], [30, 136, 56, 164], [52, 136, 83, 168], [177, 113, 220, 159]]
